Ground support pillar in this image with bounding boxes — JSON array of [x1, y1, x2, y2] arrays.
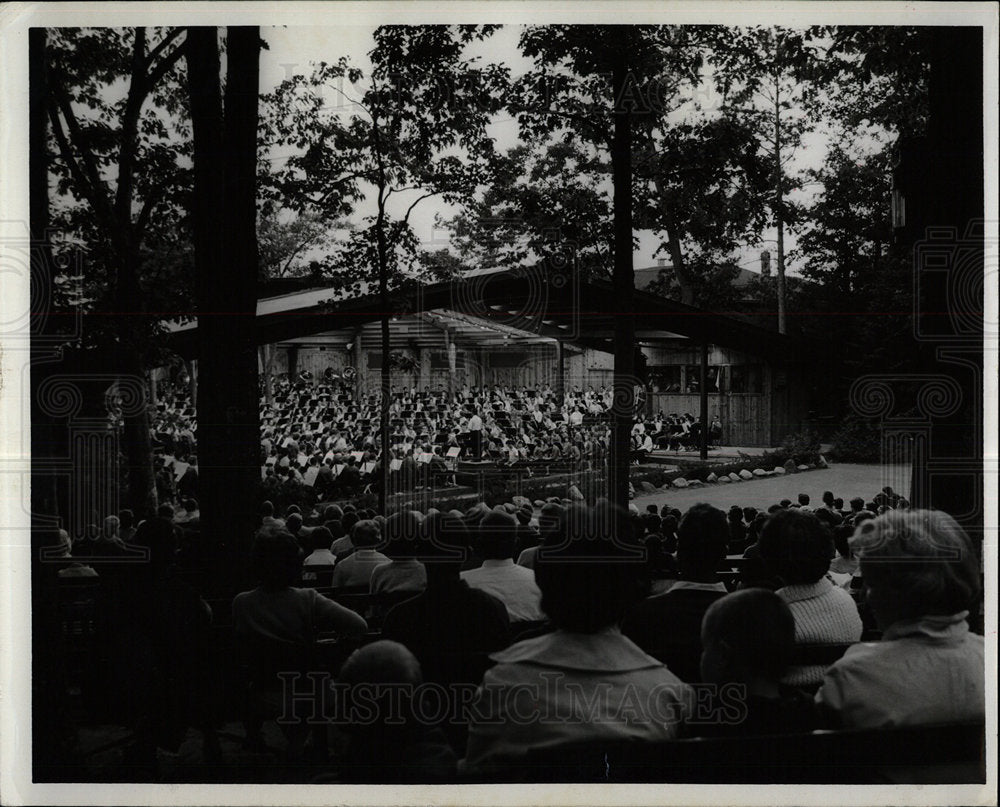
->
[[418, 345, 431, 391], [700, 340, 709, 461], [353, 337, 363, 401], [555, 339, 565, 408], [446, 329, 456, 399], [187, 359, 198, 405]]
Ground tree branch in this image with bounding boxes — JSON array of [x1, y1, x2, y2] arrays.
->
[[145, 35, 188, 92], [48, 78, 116, 231], [144, 27, 184, 71], [403, 191, 440, 224]]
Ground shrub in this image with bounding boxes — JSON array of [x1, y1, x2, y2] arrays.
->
[[760, 429, 822, 467], [829, 416, 883, 463]]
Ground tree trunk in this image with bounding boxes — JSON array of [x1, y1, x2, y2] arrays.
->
[[377, 230, 391, 514], [773, 71, 787, 335], [610, 32, 635, 513], [187, 26, 262, 593]]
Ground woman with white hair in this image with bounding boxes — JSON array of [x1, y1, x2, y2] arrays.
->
[[815, 509, 984, 728]]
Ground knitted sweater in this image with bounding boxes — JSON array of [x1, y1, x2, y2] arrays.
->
[[777, 578, 863, 687]]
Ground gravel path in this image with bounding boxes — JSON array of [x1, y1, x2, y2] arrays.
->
[[632, 462, 911, 513]]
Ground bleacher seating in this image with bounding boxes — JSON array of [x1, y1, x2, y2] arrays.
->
[[504, 721, 987, 784]]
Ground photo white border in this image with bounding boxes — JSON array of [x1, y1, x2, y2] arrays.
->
[[1, 2, 996, 805]]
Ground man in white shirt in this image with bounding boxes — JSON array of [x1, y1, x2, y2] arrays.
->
[[467, 411, 484, 460], [462, 511, 544, 623]]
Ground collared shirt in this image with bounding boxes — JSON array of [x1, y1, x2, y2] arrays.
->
[[667, 580, 728, 593], [330, 549, 391, 590], [303, 549, 336, 566], [370, 559, 427, 594], [461, 558, 544, 622], [461, 627, 693, 775], [816, 612, 984, 729]]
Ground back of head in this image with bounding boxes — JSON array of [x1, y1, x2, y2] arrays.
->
[[477, 511, 517, 560], [419, 512, 472, 574], [118, 509, 135, 530], [309, 526, 333, 554], [677, 504, 729, 578], [797, 493, 810, 506], [851, 509, 980, 622], [324, 504, 344, 521], [261, 500, 275, 518], [286, 512, 303, 534], [758, 509, 832, 585], [251, 530, 302, 588], [339, 639, 423, 688], [351, 519, 380, 549], [534, 504, 644, 633], [743, 506, 758, 523], [383, 510, 423, 558], [701, 589, 795, 684], [538, 502, 564, 534], [133, 516, 177, 573]]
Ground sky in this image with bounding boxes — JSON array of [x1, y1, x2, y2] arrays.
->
[[255, 24, 857, 278]]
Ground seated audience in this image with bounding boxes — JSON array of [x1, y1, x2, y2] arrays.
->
[[622, 503, 730, 682], [696, 588, 819, 737], [334, 640, 456, 783], [462, 511, 544, 623], [381, 513, 510, 753], [329, 520, 389, 590], [300, 526, 336, 586], [370, 511, 428, 595], [462, 504, 692, 776], [233, 531, 367, 644], [816, 510, 984, 729], [757, 510, 863, 688]]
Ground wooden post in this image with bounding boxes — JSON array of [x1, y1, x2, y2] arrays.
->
[[353, 336, 363, 401], [187, 359, 198, 405], [700, 341, 709, 461], [555, 339, 565, 408], [610, 32, 635, 514], [445, 328, 456, 399]]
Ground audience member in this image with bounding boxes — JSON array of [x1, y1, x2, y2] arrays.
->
[[329, 520, 389, 590], [816, 510, 984, 728], [462, 511, 544, 623], [334, 641, 456, 783], [696, 589, 819, 738], [622, 503, 730, 682], [757, 510, 862, 688], [370, 511, 428, 595], [462, 505, 692, 776]]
